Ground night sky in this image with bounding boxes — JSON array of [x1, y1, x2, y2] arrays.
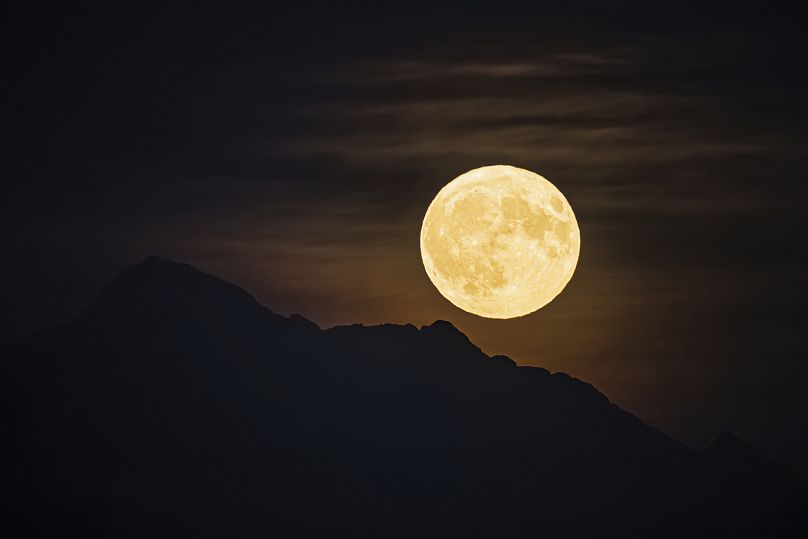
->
[[4, 3, 808, 472]]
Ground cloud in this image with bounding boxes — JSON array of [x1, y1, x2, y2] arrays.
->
[[327, 49, 635, 84]]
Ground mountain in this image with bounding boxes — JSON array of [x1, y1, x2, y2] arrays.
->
[[1, 257, 806, 538]]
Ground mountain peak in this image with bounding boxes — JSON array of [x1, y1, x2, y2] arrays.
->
[[419, 319, 486, 360], [126, 255, 196, 273], [78, 257, 277, 330], [116, 255, 216, 282], [421, 319, 463, 335], [137, 254, 173, 266], [420, 319, 472, 347]]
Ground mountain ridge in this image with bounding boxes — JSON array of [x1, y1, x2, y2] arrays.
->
[[2, 256, 806, 538]]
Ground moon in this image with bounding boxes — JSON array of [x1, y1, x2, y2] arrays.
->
[[420, 165, 580, 319]]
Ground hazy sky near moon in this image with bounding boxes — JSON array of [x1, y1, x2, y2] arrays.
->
[[3, 3, 808, 471]]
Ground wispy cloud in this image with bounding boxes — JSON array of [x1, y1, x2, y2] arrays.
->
[[327, 49, 636, 83]]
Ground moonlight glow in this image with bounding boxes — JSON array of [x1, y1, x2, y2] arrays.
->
[[420, 165, 580, 319]]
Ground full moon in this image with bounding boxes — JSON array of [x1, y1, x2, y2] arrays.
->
[[420, 165, 580, 319]]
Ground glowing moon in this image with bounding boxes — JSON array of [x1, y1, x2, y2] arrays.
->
[[420, 165, 580, 319]]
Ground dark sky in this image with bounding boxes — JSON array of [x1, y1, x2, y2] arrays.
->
[[3, 3, 808, 471]]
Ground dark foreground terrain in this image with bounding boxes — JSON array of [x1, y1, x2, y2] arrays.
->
[[2, 258, 806, 537]]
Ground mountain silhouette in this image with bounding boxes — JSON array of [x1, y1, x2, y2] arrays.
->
[[2, 257, 806, 537]]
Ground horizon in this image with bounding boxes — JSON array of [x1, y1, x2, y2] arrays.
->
[[23, 254, 795, 457]]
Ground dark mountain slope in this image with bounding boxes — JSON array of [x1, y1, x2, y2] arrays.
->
[[1, 258, 805, 537]]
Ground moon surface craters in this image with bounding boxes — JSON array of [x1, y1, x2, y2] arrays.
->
[[420, 165, 580, 319]]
